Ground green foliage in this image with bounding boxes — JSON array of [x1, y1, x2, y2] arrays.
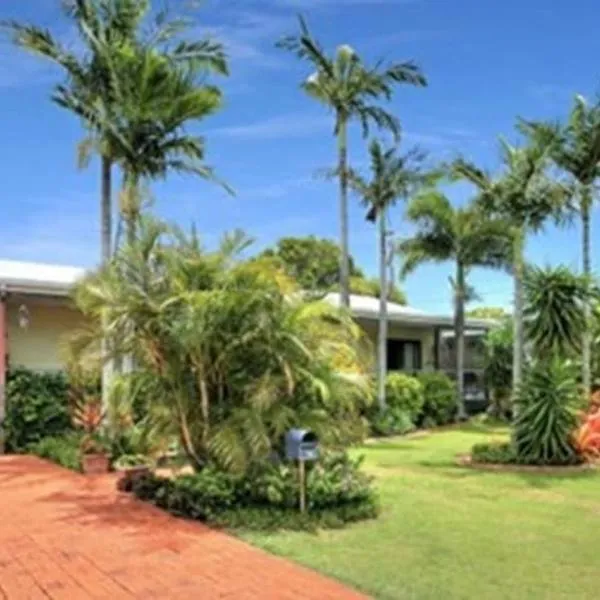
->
[[471, 442, 517, 464], [5, 368, 72, 452], [28, 433, 82, 472], [369, 407, 414, 436], [416, 372, 458, 426], [514, 359, 582, 465], [344, 276, 407, 305], [259, 236, 363, 290], [524, 265, 592, 357], [132, 451, 379, 531], [384, 373, 425, 421], [114, 454, 153, 469], [483, 318, 513, 417], [74, 218, 370, 474], [467, 306, 507, 319]]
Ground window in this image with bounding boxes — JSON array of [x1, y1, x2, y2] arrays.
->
[[387, 339, 422, 372]]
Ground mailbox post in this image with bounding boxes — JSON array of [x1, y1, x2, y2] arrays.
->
[[285, 429, 319, 512]]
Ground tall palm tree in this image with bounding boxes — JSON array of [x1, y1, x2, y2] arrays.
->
[[398, 191, 512, 418], [67, 44, 228, 244], [452, 139, 569, 405], [278, 16, 426, 308], [521, 96, 600, 396], [3, 0, 228, 262], [348, 139, 428, 411]]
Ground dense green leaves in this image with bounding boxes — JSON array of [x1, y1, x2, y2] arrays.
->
[[4, 368, 72, 452], [73, 217, 371, 474], [416, 372, 458, 427], [514, 359, 581, 465], [524, 265, 592, 357]]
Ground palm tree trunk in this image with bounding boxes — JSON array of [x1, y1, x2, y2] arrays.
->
[[337, 117, 350, 309], [581, 186, 592, 398], [455, 261, 466, 420], [377, 208, 388, 412], [101, 156, 113, 262], [512, 226, 525, 416], [100, 155, 113, 416]]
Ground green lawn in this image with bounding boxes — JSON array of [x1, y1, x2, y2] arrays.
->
[[242, 422, 600, 599]]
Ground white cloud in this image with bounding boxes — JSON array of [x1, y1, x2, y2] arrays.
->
[[209, 113, 331, 140]]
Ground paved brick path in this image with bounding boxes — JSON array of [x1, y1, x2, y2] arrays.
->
[[0, 456, 368, 599]]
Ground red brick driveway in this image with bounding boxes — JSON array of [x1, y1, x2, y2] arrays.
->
[[0, 456, 367, 599]]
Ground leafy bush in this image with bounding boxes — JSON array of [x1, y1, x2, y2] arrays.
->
[[384, 373, 424, 421], [471, 442, 517, 464], [28, 433, 82, 471], [514, 359, 581, 465], [5, 368, 72, 451], [369, 407, 414, 436], [132, 451, 379, 530], [416, 371, 458, 426], [114, 454, 154, 469]]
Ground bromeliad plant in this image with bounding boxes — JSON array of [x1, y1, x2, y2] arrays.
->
[[73, 217, 371, 475]]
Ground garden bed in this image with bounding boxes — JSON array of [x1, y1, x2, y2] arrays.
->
[[458, 453, 597, 474]]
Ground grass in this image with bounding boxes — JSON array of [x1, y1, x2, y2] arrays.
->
[[241, 421, 600, 599]]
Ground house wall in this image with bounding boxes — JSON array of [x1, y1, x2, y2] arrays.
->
[[356, 318, 436, 370], [6, 299, 83, 372]]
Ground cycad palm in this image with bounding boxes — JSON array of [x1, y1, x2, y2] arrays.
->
[[398, 191, 512, 418], [452, 138, 568, 402], [521, 96, 600, 395], [4, 0, 227, 262], [278, 16, 426, 307], [349, 139, 428, 411]]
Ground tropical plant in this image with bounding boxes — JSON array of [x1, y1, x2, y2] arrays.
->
[[416, 371, 458, 427], [3, 0, 227, 262], [349, 139, 429, 410], [28, 433, 83, 472], [513, 358, 581, 465], [4, 368, 72, 452], [524, 265, 592, 358], [382, 373, 425, 422], [452, 138, 569, 405], [522, 97, 600, 396], [72, 217, 371, 474], [278, 16, 426, 308], [573, 409, 600, 459], [482, 318, 513, 418], [399, 190, 512, 418], [467, 306, 508, 320]]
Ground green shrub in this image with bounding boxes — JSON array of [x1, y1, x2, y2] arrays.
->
[[514, 359, 581, 466], [471, 442, 517, 464], [29, 433, 82, 471], [5, 368, 72, 451], [416, 371, 458, 426], [369, 407, 414, 436], [384, 373, 424, 421], [132, 451, 379, 530]]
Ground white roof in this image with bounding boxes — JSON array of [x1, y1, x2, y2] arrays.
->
[[0, 259, 86, 296], [324, 292, 494, 329]]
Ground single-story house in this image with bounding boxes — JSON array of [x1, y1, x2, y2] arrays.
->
[[0, 260, 494, 427]]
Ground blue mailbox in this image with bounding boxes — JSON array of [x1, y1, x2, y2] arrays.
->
[[285, 429, 319, 461]]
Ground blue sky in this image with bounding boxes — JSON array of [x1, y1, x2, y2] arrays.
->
[[1, 0, 599, 313]]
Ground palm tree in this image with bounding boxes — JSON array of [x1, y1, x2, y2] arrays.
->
[[348, 139, 428, 411], [521, 96, 600, 396], [67, 44, 228, 244], [398, 191, 512, 419], [73, 217, 371, 473], [278, 16, 426, 308], [452, 139, 569, 405], [3, 0, 228, 262]]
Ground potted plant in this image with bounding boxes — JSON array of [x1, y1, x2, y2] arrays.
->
[[72, 395, 110, 475], [80, 433, 111, 474], [114, 454, 154, 490]]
